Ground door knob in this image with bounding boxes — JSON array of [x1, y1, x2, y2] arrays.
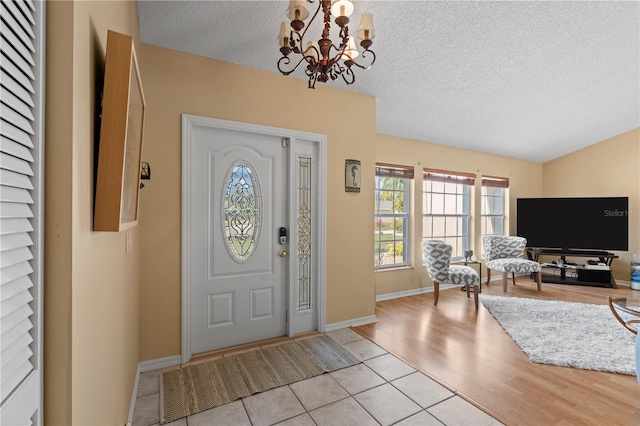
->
[[278, 250, 287, 257]]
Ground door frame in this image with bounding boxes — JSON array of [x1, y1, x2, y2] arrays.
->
[[181, 114, 327, 362]]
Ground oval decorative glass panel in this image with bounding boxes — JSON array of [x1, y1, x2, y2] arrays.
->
[[223, 161, 262, 262]]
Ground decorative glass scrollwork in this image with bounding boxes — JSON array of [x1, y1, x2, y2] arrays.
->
[[223, 161, 262, 262], [297, 157, 312, 311]]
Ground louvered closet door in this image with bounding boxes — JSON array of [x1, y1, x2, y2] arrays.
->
[[0, 0, 44, 424]]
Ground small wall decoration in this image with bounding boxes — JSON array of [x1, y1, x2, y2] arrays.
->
[[345, 159, 361, 193]]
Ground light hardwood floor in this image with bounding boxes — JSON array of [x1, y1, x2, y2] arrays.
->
[[353, 278, 640, 426]]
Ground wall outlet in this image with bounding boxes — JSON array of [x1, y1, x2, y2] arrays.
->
[[126, 232, 132, 254]]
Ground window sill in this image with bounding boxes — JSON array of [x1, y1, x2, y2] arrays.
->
[[375, 266, 414, 273]]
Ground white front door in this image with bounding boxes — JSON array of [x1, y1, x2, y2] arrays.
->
[[188, 125, 288, 354]]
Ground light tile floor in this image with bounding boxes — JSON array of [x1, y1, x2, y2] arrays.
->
[[133, 329, 502, 426]]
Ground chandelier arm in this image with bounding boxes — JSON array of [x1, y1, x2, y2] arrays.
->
[[338, 26, 349, 47], [299, 44, 320, 64], [308, 72, 318, 89], [327, 43, 348, 62], [277, 55, 308, 76], [363, 49, 377, 66], [298, 1, 323, 45], [345, 49, 377, 70], [341, 67, 355, 85], [305, 62, 318, 78], [331, 60, 346, 76], [307, 45, 320, 62], [290, 30, 304, 53]]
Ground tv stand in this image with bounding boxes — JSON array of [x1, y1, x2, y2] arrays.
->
[[526, 248, 618, 288]]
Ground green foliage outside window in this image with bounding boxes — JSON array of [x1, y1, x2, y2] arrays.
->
[[378, 177, 405, 214]]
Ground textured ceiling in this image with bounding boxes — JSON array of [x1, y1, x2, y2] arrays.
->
[[137, 0, 640, 163]]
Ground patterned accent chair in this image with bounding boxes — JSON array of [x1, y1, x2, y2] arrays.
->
[[422, 240, 480, 310], [482, 236, 542, 292]]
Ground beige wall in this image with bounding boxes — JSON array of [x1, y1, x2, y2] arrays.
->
[[375, 134, 544, 295], [137, 44, 377, 361], [45, 1, 140, 424], [543, 128, 640, 280]]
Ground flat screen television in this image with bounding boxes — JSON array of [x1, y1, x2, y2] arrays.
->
[[516, 197, 629, 251]]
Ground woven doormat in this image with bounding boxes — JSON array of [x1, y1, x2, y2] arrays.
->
[[161, 335, 360, 423]]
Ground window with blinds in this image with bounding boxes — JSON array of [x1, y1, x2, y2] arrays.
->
[[374, 164, 413, 269], [1, 0, 44, 422], [423, 168, 475, 259], [481, 175, 508, 239]]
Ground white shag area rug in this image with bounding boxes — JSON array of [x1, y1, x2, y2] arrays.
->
[[480, 295, 636, 375]]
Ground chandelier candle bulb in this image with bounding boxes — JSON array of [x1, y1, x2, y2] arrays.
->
[[344, 36, 359, 60], [357, 13, 375, 40], [287, 0, 309, 21], [330, 0, 354, 18], [277, 22, 289, 48], [306, 41, 319, 61]]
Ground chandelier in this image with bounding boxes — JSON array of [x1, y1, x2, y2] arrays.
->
[[277, 0, 376, 89]]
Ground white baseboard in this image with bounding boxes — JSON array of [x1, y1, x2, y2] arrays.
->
[[377, 286, 431, 302], [486, 272, 528, 282], [325, 314, 377, 332], [128, 355, 181, 425], [139, 355, 181, 373], [126, 364, 141, 426], [376, 284, 460, 302], [611, 279, 639, 290]]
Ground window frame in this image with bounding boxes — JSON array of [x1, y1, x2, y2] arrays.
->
[[422, 168, 476, 261], [374, 164, 413, 270], [481, 176, 509, 240]]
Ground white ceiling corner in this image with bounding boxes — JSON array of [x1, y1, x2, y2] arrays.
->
[[137, 0, 640, 163]]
